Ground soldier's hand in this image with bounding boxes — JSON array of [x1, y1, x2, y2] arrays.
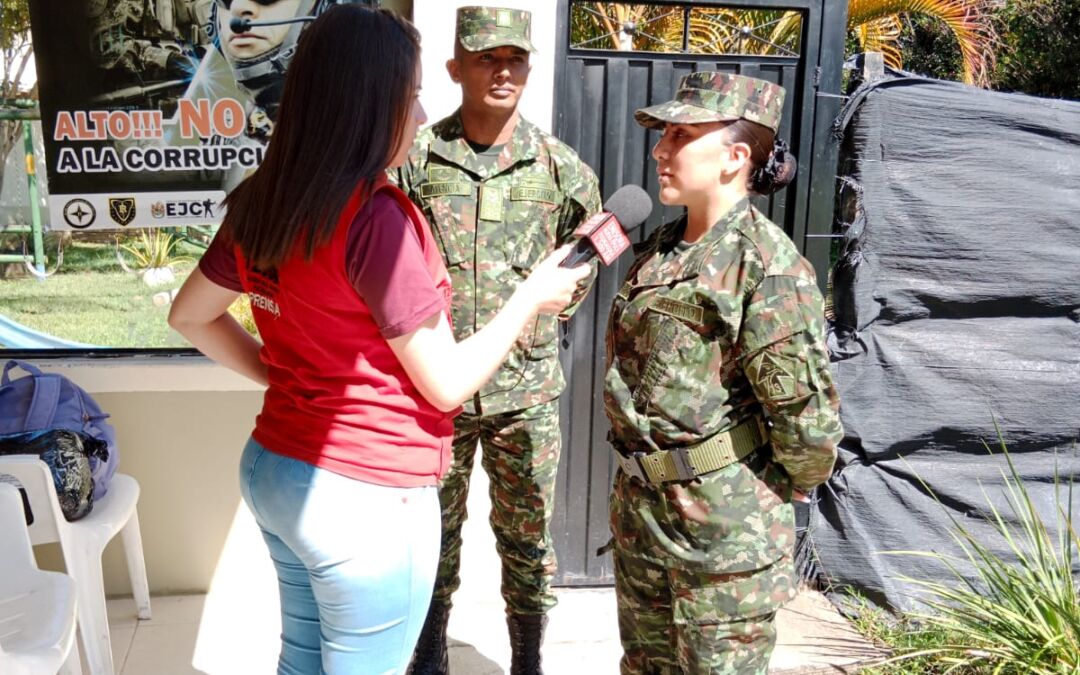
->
[[520, 245, 592, 315]]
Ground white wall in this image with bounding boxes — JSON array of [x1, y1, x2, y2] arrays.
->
[[25, 359, 263, 595], [412, 0, 557, 133]]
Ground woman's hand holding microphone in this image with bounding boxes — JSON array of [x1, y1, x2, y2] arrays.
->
[[518, 244, 593, 315]]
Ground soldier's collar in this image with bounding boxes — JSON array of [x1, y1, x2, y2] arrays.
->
[[428, 110, 542, 180], [505, 115, 542, 163], [640, 199, 750, 275], [652, 198, 752, 252], [655, 216, 688, 253], [634, 215, 707, 284], [698, 197, 753, 246]]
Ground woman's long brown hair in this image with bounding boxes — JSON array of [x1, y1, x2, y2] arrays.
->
[[221, 6, 420, 269]]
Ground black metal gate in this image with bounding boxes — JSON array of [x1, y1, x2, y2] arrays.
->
[[550, 0, 848, 585]]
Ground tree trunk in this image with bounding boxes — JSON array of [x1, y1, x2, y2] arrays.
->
[[0, 118, 22, 192], [1, 41, 37, 201]]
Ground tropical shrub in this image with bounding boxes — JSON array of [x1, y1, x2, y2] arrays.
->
[[857, 433, 1080, 673]]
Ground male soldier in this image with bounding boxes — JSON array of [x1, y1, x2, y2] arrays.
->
[[175, 1, 376, 146], [89, 0, 207, 100], [165, 1, 373, 189], [393, 7, 601, 675]]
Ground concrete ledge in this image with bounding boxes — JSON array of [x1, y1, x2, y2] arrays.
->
[[26, 355, 264, 393], [771, 589, 889, 673]]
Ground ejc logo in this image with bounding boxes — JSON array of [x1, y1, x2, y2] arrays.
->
[[150, 199, 217, 219]]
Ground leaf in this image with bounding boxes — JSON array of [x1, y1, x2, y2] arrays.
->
[[880, 428, 1080, 672], [846, 0, 998, 86]]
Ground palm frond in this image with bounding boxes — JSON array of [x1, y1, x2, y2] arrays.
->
[[569, 1, 995, 87], [856, 15, 905, 68], [846, 0, 997, 86]]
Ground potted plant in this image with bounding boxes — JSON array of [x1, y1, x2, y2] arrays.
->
[[115, 229, 191, 287]]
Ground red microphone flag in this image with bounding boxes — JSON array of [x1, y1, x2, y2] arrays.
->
[[572, 212, 632, 266]]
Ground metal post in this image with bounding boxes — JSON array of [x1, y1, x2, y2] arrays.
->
[[23, 118, 45, 277], [862, 51, 885, 82]]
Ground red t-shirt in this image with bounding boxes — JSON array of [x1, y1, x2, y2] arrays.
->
[[199, 180, 456, 487], [200, 191, 446, 339]]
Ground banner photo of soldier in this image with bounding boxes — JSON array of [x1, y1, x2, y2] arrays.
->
[[27, 0, 334, 230]]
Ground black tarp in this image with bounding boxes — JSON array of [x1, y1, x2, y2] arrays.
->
[[812, 72, 1080, 611]]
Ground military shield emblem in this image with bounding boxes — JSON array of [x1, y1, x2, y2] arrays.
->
[[757, 352, 797, 400], [108, 197, 137, 227]]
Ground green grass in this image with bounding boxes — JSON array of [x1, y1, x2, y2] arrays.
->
[[0, 239, 200, 348], [848, 594, 995, 674]]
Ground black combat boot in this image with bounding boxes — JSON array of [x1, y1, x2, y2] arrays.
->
[[507, 613, 547, 675], [407, 601, 451, 675]]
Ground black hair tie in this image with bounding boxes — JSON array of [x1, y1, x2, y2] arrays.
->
[[763, 138, 789, 182]]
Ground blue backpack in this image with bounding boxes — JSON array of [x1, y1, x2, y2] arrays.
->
[[0, 360, 119, 502]]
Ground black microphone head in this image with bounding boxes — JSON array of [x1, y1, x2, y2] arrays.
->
[[230, 17, 253, 33], [604, 185, 652, 235]]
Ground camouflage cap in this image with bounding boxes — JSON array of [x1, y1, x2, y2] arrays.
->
[[634, 71, 785, 133], [456, 6, 537, 54]]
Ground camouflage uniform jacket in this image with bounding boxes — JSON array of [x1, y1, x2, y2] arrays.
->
[[394, 111, 601, 415], [605, 199, 842, 569]]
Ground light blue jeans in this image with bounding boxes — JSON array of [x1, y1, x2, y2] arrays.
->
[[239, 438, 441, 675]]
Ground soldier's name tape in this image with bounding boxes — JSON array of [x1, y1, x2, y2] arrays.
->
[[55, 144, 266, 174], [616, 284, 706, 326], [510, 186, 558, 204], [420, 182, 471, 198], [419, 181, 560, 205], [647, 297, 705, 325]]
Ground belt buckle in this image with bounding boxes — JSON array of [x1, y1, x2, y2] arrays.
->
[[619, 451, 649, 483], [670, 447, 697, 482]]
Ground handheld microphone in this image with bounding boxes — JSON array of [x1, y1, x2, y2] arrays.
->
[[230, 16, 316, 34], [560, 185, 653, 268]]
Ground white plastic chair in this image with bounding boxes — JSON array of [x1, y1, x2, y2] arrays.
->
[[0, 482, 82, 675], [0, 456, 151, 675]]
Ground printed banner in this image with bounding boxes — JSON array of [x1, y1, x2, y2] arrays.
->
[[27, 0, 310, 230]]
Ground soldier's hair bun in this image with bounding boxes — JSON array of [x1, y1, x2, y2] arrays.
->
[[750, 138, 797, 196], [723, 120, 797, 196]]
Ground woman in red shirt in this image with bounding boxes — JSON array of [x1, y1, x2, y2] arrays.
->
[[168, 7, 590, 675]]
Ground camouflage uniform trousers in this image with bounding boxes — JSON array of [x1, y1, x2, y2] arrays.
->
[[609, 453, 798, 675], [613, 546, 795, 675], [432, 399, 561, 615]]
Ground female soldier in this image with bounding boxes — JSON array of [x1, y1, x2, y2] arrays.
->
[[604, 71, 843, 674]]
